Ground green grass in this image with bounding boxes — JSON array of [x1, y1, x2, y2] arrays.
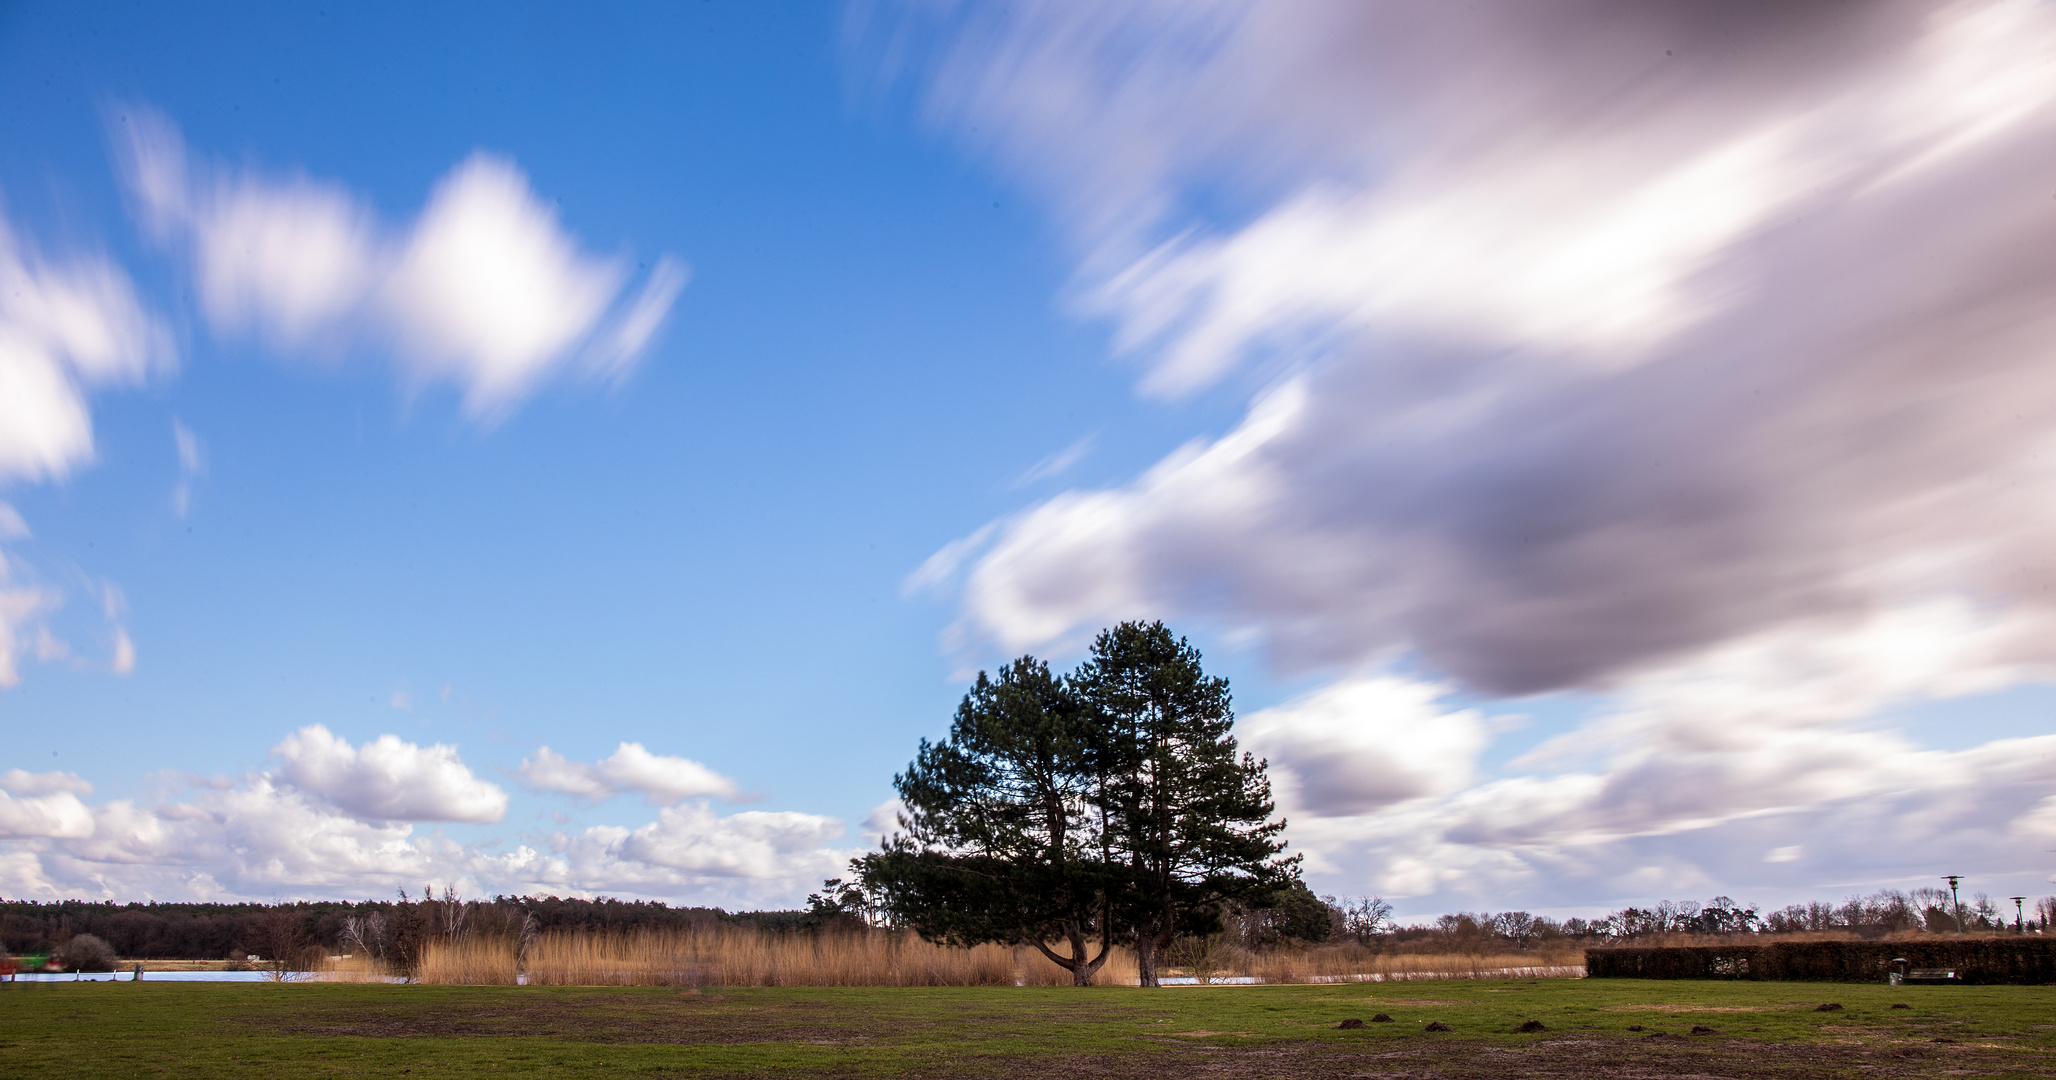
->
[[3, 977, 2054, 1078]]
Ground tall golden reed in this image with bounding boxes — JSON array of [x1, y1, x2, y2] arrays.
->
[[378, 924, 1575, 987], [1239, 943, 1584, 984], [415, 937, 521, 985], [517, 926, 1131, 987], [312, 953, 399, 982]]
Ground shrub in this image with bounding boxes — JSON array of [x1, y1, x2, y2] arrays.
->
[[55, 934, 119, 973]]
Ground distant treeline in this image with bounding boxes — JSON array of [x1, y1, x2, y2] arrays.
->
[[0, 894, 816, 960], [1338, 889, 2056, 956], [9, 885, 2050, 961]]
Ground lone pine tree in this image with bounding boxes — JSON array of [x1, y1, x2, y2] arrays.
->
[[1077, 621, 1292, 987], [852, 621, 1293, 987]]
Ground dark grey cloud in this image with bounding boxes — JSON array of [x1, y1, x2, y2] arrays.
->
[[903, 0, 2056, 698]]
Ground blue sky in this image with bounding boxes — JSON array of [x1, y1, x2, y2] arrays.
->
[[5, 1, 2056, 918]]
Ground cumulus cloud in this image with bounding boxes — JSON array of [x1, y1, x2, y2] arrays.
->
[[272, 725, 508, 824], [610, 803, 846, 879], [1241, 676, 1489, 817], [18, 775, 532, 900], [886, 0, 2056, 905], [1227, 669, 2056, 910], [862, 797, 908, 843], [115, 108, 685, 418], [0, 770, 95, 840], [516, 742, 745, 805], [0, 769, 93, 797], [0, 734, 850, 904], [1308, 718, 2056, 910], [0, 791, 96, 842]]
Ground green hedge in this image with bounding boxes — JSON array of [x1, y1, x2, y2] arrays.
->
[[1586, 938, 2056, 984]]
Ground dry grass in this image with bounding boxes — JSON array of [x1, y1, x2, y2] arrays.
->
[[1231, 944, 1584, 984], [417, 938, 520, 985], [322, 926, 1580, 988], [517, 926, 1132, 988], [312, 953, 399, 983]]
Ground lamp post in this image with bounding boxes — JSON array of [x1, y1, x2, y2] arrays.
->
[[2012, 896, 2027, 933], [1945, 875, 1964, 937]]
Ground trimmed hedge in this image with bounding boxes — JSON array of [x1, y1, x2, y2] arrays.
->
[[1586, 938, 2056, 984]]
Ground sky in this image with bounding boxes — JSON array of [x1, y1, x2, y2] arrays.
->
[[3, 0, 2055, 920]]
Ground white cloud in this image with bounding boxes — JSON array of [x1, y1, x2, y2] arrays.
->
[[0, 214, 172, 484], [273, 725, 508, 824], [590, 256, 691, 380], [861, 797, 907, 844], [25, 776, 515, 899], [0, 788, 94, 841], [116, 108, 684, 419], [1241, 676, 1489, 818], [1228, 669, 2056, 909], [0, 207, 167, 688], [189, 172, 378, 343], [614, 803, 845, 878], [0, 769, 93, 797], [99, 581, 135, 677], [0, 577, 60, 689], [517, 742, 745, 805], [0, 736, 850, 905], [1013, 433, 1097, 487], [0, 770, 95, 842], [0, 569, 138, 687], [381, 155, 624, 414]]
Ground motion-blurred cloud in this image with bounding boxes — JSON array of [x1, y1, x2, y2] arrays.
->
[[116, 107, 687, 419], [891, 0, 2056, 904]]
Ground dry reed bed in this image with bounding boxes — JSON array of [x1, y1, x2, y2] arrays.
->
[[1236, 945, 1584, 984], [322, 928, 1581, 987]]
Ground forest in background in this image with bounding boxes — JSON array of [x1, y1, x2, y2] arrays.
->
[[3, 885, 2048, 965]]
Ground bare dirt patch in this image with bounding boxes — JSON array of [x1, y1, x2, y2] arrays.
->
[[976, 1038, 2056, 1079], [240, 989, 1137, 1048]]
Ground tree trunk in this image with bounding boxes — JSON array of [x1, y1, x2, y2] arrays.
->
[[1032, 917, 1116, 987], [1079, 915, 1113, 986], [1135, 929, 1159, 987]]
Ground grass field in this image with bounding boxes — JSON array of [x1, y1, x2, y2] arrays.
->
[[3, 977, 2053, 1078]]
